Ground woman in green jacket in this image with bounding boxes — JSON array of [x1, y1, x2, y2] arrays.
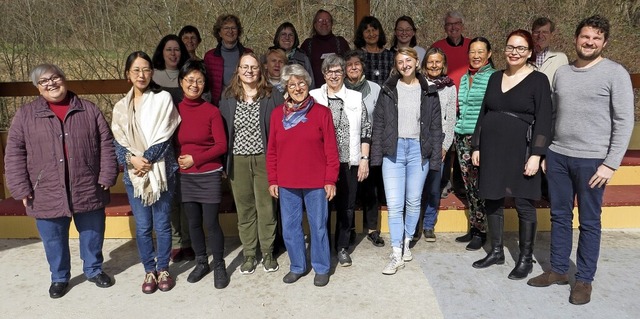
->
[[454, 37, 496, 251]]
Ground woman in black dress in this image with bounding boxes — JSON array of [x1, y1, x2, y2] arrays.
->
[[470, 29, 552, 280]]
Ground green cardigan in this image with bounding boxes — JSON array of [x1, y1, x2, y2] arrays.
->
[[454, 64, 496, 135]]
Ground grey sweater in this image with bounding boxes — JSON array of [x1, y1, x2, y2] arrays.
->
[[549, 58, 634, 169]]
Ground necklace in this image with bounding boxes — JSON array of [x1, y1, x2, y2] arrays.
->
[[165, 69, 178, 82]]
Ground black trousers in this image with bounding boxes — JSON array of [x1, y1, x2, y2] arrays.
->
[[332, 163, 359, 250], [184, 202, 224, 261], [484, 197, 537, 223]]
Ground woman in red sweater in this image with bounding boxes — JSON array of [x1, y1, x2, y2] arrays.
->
[[174, 60, 229, 288], [267, 64, 340, 287]]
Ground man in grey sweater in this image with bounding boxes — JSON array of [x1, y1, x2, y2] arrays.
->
[[527, 15, 634, 306]]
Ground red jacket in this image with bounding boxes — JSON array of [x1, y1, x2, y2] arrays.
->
[[203, 43, 252, 106], [266, 102, 339, 188], [4, 93, 118, 218]]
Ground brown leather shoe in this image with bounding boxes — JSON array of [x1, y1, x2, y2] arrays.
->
[[141, 271, 157, 294], [569, 281, 592, 305], [527, 270, 569, 287], [157, 270, 175, 292]]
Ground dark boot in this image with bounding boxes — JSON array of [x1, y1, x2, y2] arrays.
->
[[455, 226, 477, 243], [508, 221, 537, 280], [465, 232, 486, 251], [213, 260, 229, 289], [187, 256, 210, 283], [472, 214, 504, 268]]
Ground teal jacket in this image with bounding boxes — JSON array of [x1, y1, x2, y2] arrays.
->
[[454, 64, 496, 135]]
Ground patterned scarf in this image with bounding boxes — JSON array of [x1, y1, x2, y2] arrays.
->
[[282, 95, 314, 130], [345, 75, 371, 98], [430, 75, 455, 90]]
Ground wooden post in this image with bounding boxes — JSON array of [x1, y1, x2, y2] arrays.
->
[[354, 0, 370, 33]]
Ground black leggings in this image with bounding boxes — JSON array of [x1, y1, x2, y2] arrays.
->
[[484, 197, 537, 223], [183, 202, 224, 261]]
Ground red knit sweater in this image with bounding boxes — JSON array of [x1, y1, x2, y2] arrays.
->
[[267, 103, 340, 188], [175, 97, 227, 173], [431, 37, 471, 89]]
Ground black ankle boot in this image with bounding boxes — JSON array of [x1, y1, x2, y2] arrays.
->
[[465, 232, 486, 251], [213, 260, 229, 289], [472, 214, 504, 268], [456, 226, 477, 243], [187, 256, 210, 283], [508, 221, 537, 280]]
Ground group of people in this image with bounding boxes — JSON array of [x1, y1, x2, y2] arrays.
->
[[4, 9, 634, 307]]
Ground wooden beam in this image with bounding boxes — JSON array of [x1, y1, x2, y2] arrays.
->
[[632, 73, 640, 89], [0, 79, 129, 97], [354, 0, 370, 33]]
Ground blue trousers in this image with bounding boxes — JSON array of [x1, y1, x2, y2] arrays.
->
[[35, 209, 106, 282], [547, 149, 605, 283]]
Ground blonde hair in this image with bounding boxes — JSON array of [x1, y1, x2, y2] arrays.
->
[[224, 52, 272, 101], [390, 47, 421, 76]]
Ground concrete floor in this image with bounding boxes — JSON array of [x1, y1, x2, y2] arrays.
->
[[1, 230, 639, 318]]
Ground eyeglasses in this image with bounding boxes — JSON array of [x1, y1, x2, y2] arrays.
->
[[445, 21, 462, 28], [279, 32, 295, 38], [532, 30, 551, 36], [129, 68, 152, 76], [316, 18, 331, 24], [239, 65, 260, 73], [324, 69, 343, 76], [504, 45, 530, 54], [395, 28, 414, 34], [222, 26, 238, 32], [37, 75, 62, 87], [287, 82, 307, 90], [183, 77, 205, 86]]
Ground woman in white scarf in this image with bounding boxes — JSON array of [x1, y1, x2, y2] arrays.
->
[[112, 51, 181, 294]]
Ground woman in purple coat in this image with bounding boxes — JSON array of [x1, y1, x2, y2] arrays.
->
[[4, 64, 118, 299]]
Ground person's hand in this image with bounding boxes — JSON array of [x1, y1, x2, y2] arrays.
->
[[22, 194, 32, 207], [524, 155, 541, 176], [325, 184, 336, 201], [357, 161, 369, 182], [471, 151, 480, 166], [269, 185, 279, 198], [178, 154, 194, 170], [441, 149, 447, 161], [130, 156, 151, 173], [589, 164, 615, 188], [541, 158, 546, 174]]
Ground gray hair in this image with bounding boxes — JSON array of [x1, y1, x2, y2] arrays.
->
[[321, 54, 346, 75], [29, 63, 66, 87], [280, 64, 312, 88], [444, 10, 465, 25]]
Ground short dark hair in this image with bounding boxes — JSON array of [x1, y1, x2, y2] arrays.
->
[[178, 59, 210, 93], [392, 15, 418, 48], [354, 16, 387, 49], [575, 15, 610, 41], [531, 17, 555, 33], [124, 51, 161, 93], [152, 34, 190, 70], [178, 25, 202, 43], [469, 36, 495, 68], [213, 14, 243, 43], [272, 22, 300, 49]]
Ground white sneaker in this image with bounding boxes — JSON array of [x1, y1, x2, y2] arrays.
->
[[403, 239, 413, 262], [382, 249, 405, 275]]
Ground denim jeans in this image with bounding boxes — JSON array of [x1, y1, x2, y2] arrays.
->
[[382, 138, 429, 248], [35, 209, 106, 282], [126, 183, 174, 273], [546, 149, 605, 283], [279, 187, 330, 275], [422, 163, 444, 230]]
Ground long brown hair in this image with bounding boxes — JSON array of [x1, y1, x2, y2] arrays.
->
[[224, 52, 272, 101]]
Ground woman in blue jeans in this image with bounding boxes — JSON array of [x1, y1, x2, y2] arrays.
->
[[371, 47, 442, 275], [112, 51, 181, 294]]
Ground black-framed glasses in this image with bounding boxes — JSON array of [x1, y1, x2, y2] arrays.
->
[[37, 75, 62, 86], [505, 45, 530, 54]]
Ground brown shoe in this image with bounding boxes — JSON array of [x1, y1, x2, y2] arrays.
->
[[157, 270, 175, 292], [170, 248, 184, 263], [527, 270, 569, 287], [141, 271, 157, 294], [569, 281, 592, 305]]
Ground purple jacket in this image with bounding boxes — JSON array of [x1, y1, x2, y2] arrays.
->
[[4, 92, 118, 218]]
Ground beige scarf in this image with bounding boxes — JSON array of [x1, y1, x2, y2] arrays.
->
[[112, 88, 181, 206]]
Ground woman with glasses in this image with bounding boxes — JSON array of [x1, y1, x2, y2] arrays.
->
[[4, 64, 118, 299], [111, 51, 181, 293], [372, 48, 442, 275], [391, 16, 426, 63], [454, 37, 496, 251], [354, 16, 394, 86], [204, 14, 253, 106], [271, 22, 315, 89], [309, 54, 371, 267], [470, 30, 552, 280], [174, 60, 229, 288], [266, 64, 339, 287], [219, 52, 284, 275]]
